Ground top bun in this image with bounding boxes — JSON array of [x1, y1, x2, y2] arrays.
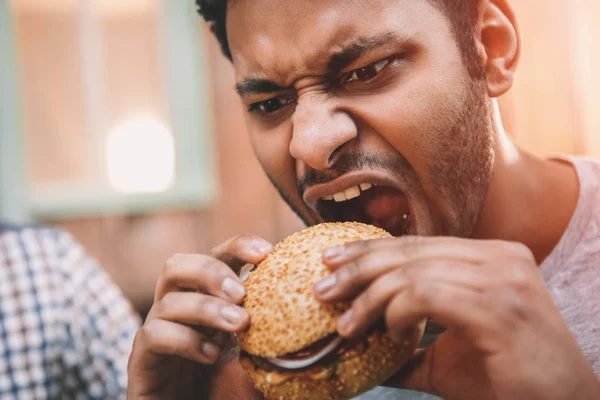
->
[[237, 222, 391, 358]]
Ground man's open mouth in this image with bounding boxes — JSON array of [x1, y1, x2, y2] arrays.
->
[[307, 179, 412, 237]]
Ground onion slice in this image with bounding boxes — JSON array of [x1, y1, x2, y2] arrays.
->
[[266, 336, 343, 370]]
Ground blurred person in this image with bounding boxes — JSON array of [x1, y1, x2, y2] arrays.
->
[[128, 1, 600, 399], [0, 222, 140, 398]]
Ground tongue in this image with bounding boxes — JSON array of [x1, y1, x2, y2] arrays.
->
[[364, 188, 409, 220], [361, 188, 410, 235]]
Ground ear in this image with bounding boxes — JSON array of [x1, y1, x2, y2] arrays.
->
[[475, 0, 521, 97]]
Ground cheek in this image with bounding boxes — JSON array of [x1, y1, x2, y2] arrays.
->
[[249, 122, 297, 189], [369, 76, 465, 169], [371, 34, 468, 166]]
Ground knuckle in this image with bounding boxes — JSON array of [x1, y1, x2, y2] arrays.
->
[[164, 253, 185, 273], [409, 281, 433, 306], [503, 241, 535, 262], [504, 263, 532, 293], [208, 246, 220, 258], [504, 290, 528, 321], [402, 235, 425, 249], [359, 239, 374, 251], [140, 319, 163, 347], [197, 257, 220, 277], [154, 295, 172, 317], [338, 260, 362, 283], [351, 239, 371, 251], [208, 241, 227, 258], [340, 240, 369, 256], [196, 296, 219, 318], [227, 235, 245, 252], [219, 235, 255, 254], [395, 237, 423, 262], [209, 234, 263, 259], [491, 288, 528, 330]]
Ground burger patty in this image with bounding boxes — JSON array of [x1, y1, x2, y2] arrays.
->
[[244, 336, 361, 373], [243, 323, 386, 373], [276, 333, 342, 361]]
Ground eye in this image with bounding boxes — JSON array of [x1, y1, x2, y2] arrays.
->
[[343, 59, 391, 84], [248, 96, 295, 115]]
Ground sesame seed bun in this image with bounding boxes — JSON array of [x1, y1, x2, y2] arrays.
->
[[237, 222, 425, 400]]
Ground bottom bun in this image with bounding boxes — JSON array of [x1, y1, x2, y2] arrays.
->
[[239, 322, 425, 400]]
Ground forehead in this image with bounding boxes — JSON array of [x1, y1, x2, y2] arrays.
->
[[226, 0, 450, 84]]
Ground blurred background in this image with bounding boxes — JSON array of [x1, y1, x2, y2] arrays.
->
[[1, 0, 599, 318]]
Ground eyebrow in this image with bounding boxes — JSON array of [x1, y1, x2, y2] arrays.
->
[[235, 78, 286, 97], [235, 31, 408, 97]]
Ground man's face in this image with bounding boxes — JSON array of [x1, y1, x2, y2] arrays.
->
[[226, 0, 495, 238]]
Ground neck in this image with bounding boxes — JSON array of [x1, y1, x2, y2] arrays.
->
[[472, 102, 579, 265]]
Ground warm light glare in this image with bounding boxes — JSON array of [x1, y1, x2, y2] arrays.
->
[[106, 118, 175, 193]]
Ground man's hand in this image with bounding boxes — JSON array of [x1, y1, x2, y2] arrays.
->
[[127, 235, 272, 400], [314, 236, 600, 400]]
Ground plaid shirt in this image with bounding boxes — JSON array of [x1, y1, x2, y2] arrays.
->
[[0, 224, 141, 399]]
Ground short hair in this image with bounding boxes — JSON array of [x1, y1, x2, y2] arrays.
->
[[196, 0, 482, 78]]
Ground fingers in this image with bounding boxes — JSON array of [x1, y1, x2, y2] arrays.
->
[[155, 254, 245, 303], [134, 318, 223, 366], [149, 291, 250, 333], [129, 235, 272, 394], [322, 236, 533, 270], [316, 236, 533, 302], [383, 282, 488, 343], [155, 236, 273, 303], [316, 246, 429, 301], [210, 235, 273, 272], [335, 260, 491, 338], [317, 253, 493, 302]]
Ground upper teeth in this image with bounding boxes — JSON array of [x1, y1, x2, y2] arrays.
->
[[323, 183, 374, 202]]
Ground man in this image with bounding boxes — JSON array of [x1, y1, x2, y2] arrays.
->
[[127, 0, 600, 399], [0, 223, 139, 398]]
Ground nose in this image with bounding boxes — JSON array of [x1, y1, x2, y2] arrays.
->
[[289, 96, 357, 171]]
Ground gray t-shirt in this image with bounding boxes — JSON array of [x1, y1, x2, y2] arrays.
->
[[358, 156, 600, 399], [541, 156, 600, 376]]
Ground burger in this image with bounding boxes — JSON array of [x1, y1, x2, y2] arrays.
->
[[237, 222, 426, 400]]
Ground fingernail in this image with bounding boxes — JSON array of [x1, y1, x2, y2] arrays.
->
[[220, 306, 245, 325], [323, 246, 344, 260], [201, 341, 220, 360], [252, 240, 272, 254], [222, 277, 246, 302], [314, 274, 336, 296], [338, 310, 354, 335]]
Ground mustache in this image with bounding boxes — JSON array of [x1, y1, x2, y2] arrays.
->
[[297, 151, 414, 195]]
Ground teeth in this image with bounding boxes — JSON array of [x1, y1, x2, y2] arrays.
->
[[344, 186, 361, 200], [323, 183, 375, 202], [333, 192, 347, 202]]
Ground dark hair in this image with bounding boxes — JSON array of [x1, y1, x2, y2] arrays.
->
[[196, 0, 483, 78]]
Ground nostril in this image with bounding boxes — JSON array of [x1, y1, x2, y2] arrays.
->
[[327, 144, 345, 166]]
